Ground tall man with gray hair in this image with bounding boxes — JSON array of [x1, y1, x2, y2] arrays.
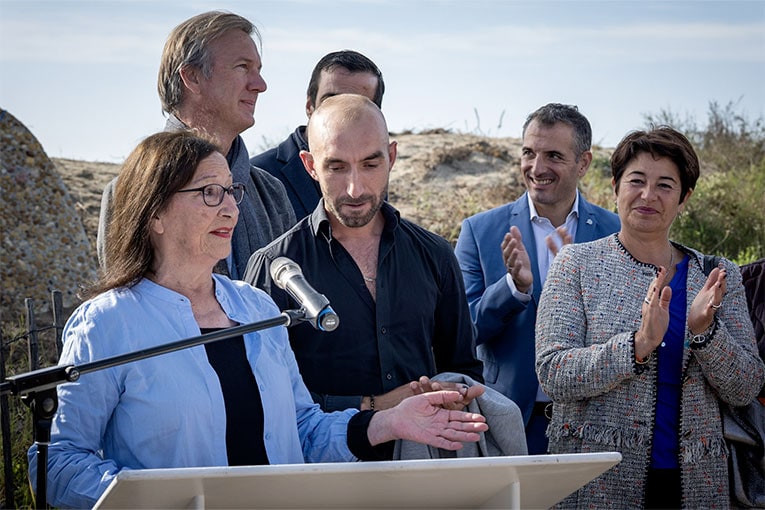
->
[[98, 11, 295, 277]]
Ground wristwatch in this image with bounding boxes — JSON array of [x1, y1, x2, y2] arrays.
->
[[690, 318, 717, 348]]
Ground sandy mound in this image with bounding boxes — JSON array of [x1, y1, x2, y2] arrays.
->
[[53, 131, 526, 252]]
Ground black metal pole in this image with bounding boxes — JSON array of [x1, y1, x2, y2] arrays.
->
[[1, 312, 296, 397], [21, 388, 57, 509], [0, 307, 16, 510]]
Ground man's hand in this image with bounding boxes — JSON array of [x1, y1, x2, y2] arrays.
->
[[545, 225, 573, 257], [409, 376, 485, 410], [502, 226, 532, 293], [364, 383, 421, 411]]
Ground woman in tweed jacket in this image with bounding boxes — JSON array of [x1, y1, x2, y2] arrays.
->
[[536, 127, 764, 509]]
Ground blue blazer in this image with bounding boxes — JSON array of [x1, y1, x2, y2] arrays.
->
[[250, 126, 321, 220], [454, 192, 620, 425]]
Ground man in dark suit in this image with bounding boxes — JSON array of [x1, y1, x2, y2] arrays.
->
[[454, 103, 620, 454], [250, 50, 384, 219]]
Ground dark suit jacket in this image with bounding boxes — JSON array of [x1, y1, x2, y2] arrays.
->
[[454, 192, 620, 425], [250, 126, 321, 220], [741, 258, 765, 369]]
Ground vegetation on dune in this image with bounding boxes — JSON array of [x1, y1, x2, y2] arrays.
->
[[649, 101, 765, 265], [562, 100, 764, 266]]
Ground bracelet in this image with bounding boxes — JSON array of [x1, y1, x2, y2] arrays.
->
[[635, 352, 652, 365], [369, 394, 375, 411], [690, 318, 717, 348], [632, 331, 653, 365]]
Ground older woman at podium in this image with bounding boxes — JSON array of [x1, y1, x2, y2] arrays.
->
[[27, 130, 488, 509]]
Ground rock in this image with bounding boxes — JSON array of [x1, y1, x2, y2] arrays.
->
[[0, 109, 97, 319]]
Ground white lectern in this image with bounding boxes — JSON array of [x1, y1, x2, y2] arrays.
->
[[94, 453, 621, 509]]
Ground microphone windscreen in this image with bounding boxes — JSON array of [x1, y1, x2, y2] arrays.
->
[[270, 257, 301, 290]]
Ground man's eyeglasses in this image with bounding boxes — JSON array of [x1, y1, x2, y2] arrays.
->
[[176, 183, 245, 207]]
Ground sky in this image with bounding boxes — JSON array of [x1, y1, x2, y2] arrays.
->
[[1, 0, 764, 163]]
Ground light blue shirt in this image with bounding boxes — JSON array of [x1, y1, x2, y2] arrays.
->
[[527, 190, 580, 287], [527, 191, 580, 403], [503, 191, 581, 300], [28, 276, 357, 509]]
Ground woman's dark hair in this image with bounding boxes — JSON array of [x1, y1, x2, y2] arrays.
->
[[611, 125, 699, 203], [86, 130, 220, 298]]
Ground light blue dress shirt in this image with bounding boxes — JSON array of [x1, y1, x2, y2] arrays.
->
[[28, 275, 357, 508]]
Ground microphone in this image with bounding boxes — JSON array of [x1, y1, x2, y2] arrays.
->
[[269, 257, 339, 332]]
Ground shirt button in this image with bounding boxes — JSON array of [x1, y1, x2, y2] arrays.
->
[[265, 432, 272, 440], [386, 373, 392, 380], [380, 326, 387, 334]]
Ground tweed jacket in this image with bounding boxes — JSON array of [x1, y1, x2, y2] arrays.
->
[[536, 234, 765, 509], [454, 191, 620, 425]]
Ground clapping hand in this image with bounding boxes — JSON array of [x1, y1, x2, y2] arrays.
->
[[688, 264, 727, 335], [636, 266, 672, 361], [502, 226, 532, 293], [545, 225, 573, 257]]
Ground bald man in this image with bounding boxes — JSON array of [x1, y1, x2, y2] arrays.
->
[[244, 94, 483, 417]]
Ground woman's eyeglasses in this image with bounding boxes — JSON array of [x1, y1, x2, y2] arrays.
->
[[176, 183, 245, 207]]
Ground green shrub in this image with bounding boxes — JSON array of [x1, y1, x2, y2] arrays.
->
[[671, 163, 764, 264], [645, 100, 765, 264]]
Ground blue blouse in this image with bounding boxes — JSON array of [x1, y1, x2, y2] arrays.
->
[[28, 276, 357, 508], [651, 255, 689, 468]]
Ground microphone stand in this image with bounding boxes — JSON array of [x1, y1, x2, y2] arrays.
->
[[0, 309, 309, 509]]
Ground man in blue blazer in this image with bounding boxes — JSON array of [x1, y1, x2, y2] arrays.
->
[[455, 103, 620, 454], [250, 50, 384, 220]]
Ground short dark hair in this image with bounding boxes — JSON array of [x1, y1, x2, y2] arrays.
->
[[610, 126, 699, 203], [306, 50, 385, 109], [522, 103, 592, 159]]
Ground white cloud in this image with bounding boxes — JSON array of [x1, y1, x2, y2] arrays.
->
[[0, 8, 168, 64]]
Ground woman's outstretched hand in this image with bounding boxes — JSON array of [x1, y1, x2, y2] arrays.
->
[[366, 391, 488, 450]]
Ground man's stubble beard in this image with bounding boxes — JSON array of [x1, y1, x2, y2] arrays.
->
[[330, 187, 388, 228]]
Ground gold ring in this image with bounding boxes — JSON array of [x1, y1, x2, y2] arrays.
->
[[644, 298, 651, 304]]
